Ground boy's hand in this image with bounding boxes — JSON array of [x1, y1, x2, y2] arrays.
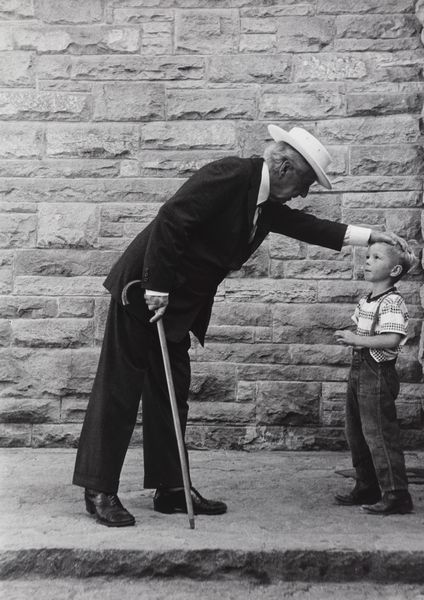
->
[[334, 329, 357, 346]]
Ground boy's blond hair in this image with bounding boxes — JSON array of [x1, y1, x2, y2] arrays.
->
[[372, 241, 417, 283]]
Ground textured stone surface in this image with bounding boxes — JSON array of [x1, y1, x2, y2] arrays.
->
[[0, 0, 422, 450]]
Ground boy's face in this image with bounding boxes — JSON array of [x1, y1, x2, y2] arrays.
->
[[364, 243, 400, 283]]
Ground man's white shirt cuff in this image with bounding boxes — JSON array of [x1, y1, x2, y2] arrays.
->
[[343, 225, 372, 246], [145, 290, 168, 296]]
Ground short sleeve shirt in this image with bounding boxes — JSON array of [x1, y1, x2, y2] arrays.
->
[[352, 289, 408, 362]]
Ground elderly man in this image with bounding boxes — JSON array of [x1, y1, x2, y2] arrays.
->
[[73, 124, 403, 527]]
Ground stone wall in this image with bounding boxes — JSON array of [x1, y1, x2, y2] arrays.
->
[[0, 0, 423, 450]]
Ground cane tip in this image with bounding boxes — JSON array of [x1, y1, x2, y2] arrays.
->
[[189, 518, 195, 530]]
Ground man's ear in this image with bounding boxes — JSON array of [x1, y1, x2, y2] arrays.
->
[[278, 159, 291, 179], [390, 264, 403, 279]]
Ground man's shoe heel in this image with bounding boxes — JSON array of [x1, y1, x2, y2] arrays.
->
[[85, 496, 96, 515]]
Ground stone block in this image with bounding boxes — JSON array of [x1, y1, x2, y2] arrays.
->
[[240, 6, 315, 18], [0, 159, 121, 179], [277, 17, 334, 52], [224, 279, 317, 304], [188, 364, 237, 403], [185, 424, 251, 451], [293, 53, 366, 82], [167, 87, 257, 120], [35, 55, 72, 80], [0, 51, 34, 86], [208, 54, 291, 84], [273, 304, 352, 344], [57, 298, 94, 318], [0, 212, 36, 248], [60, 398, 87, 423], [206, 325, 254, 343], [188, 401, 255, 424], [269, 234, 305, 260], [196, 342, 291, 366], [94, 83, 165, 121], [240, 17, 278, 34], [238, 363, 349, 383], [276, 259, 352, 280], [316, 115, 420, 144], [15, 249, 119, 276], [0, 124, 42, 158], [289, 344, 351, 366], [141, 21, 173, 54], [259, 83, 345, 119], [14, 275, 106, 296], [317, 0, 414, 13], [0, 348, 72, 398], [386, 209, 422, 240], [0, 90, 90, 120], [142, 122, 236, 150], [239, 33, 276, 53], [72, 55, 205, 81], [257, 381, 321, 426], [0, 320, 10, 345], [0, 252, 13, 294], [236, 381, 256, 403], [46, 124, 139, 158], [335, 14, 418, 40], [228, 244, 270, 279], [175, 9, 238, 54], [0, 296, 57, 319], [11, 25, 140, 54], [31, 424, 80, 447], [369, 50, 424, 83], [12, 318, 94, 348], [347, 88, 423, 116], [317, 280, 368, 303], [35, 0, 102, 23], [0, 0, 34, 19], [112, 8, 173, 24], [0, 177, 180, 207], [37, 203, 99, 249], [343, 191, 422, 209], [210, 302, 271, 327], [0, 398, 59, 423], [0, 423, 31, 447], [350, 145, 423, 176]]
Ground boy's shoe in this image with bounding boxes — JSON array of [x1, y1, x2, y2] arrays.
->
[[154, 486, 227, 515], [335, 482, 381, 506], [361, 490, 413, 515]]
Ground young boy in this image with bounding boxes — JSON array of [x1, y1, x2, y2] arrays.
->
[[334, 241, 416, 515]]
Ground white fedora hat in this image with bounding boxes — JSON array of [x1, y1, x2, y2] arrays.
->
[[268, 124, 332, 190]]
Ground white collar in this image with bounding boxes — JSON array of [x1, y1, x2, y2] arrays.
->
[[257, 160, 270, 207]]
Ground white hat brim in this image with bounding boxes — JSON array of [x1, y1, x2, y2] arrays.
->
[[268, 124, 332, 190]]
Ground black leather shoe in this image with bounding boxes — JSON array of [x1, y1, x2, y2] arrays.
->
[[361, 490, 413, 515], [154, 486, 227, 515], [335, 483, 381, 506], [85, 488, 135, 527]]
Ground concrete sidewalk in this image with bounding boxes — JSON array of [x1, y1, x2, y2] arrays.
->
[[1, 448, 424, 583]]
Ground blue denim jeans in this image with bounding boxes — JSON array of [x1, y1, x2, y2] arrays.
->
[[345, 348, 408, 493]]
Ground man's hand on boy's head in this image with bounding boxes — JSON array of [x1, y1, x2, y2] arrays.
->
[[369, 230, 408, 250], [334, 329, 358, 346]]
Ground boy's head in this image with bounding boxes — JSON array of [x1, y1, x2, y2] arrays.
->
[[365, 242, 416, 284]]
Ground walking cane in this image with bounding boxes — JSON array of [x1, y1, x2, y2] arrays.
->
[[156, 318, 195, 530]]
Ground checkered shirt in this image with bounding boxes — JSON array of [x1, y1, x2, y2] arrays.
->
[[352, 290, 408, 363]]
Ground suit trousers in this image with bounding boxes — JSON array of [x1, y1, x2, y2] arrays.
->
[[72, 288, 191, 494]]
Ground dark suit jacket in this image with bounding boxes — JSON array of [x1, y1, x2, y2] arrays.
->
[[104, 157, 347, 344]]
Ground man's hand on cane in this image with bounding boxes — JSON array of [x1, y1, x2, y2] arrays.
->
[[144, 293, 169, 323]]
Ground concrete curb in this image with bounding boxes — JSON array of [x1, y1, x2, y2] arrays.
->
[[2, 548, 424, 583]]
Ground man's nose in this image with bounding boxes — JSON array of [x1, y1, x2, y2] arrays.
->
[[300, 190, 308, 198]]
